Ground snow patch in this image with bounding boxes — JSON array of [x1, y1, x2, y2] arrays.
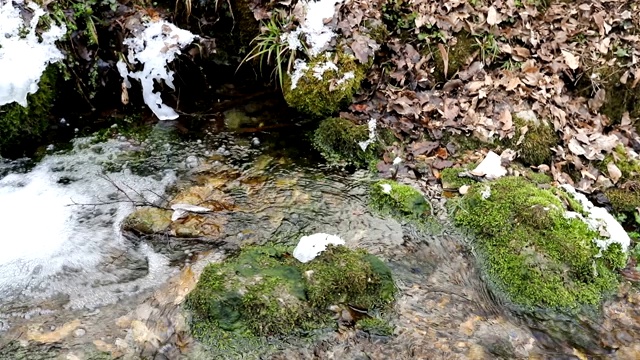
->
[[286, 0, 344, 56], [357, 118, 377, 151], [312, 61, 339, 80], [290, 59, 309, 90], [293, 233, 345, 263], [117, 20, 196, 120], [560, 184, 630, 253], [380, 183, 392, 194], [0, 0, 65, 107], [336, 71, 355, 86]]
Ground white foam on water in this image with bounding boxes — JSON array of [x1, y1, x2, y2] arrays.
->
[[0, 137, 177, 308]]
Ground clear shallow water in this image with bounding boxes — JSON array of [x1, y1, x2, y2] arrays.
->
[[0, 137, 177, 310], [0, 107, 638, 359]]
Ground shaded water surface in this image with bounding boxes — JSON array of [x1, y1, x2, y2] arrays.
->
[[0, 102, 639, 359]]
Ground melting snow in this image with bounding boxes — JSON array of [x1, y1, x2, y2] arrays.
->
[[312, 61, 339, 80], [290, 59, 309, 90], [0, 0, 65, 107], [560, 184, 630, 253], [117, 20, 196, 120], [357, 118, 377, 151], [293, 233, 345, 263], [285, 0, 344, 56], [380, 183, 392, 194], [471, 151, 507, 180]]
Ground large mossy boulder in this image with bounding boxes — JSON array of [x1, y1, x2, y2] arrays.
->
[[185, 244, 395, 347], [0, 67, 57, 155], [312, 117, 380, 168], [453, 177, 626, 310], [283, 51, 366, 118]]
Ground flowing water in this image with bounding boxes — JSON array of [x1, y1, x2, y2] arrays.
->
[[1, 99, 640, 359]]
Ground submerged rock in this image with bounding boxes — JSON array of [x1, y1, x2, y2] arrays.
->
[[453, 176, 627, 309], [185, 244, 396, 354]]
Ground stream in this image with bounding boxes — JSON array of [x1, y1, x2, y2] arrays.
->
[[1, 97, 640, 359]]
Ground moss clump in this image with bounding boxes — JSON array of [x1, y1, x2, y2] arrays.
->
[[369, 180, 430, 220], [503, 115, 558, 166], [526, 170, 552, 184], [283, 52, 366, 117], [453, 177, 624, 309], [303, 246, 396, 310], [312, 117, 379, 168], [122, 207, 172, 234], [431, 32, 476, 82], [440, 167, 476, 190], [604, 187, 640, 213], [185, 244, 396, 351], [0, 66, 57, 154]]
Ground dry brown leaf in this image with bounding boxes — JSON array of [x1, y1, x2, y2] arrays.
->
[[588, 89, 606, 112], [568, 138, 586, 156], [498, 109, 512, 131], [438, 43, 449, 78], [632, 68, 640, 89], [561, 50, 580, 70], [607, 162, 622, 184], [487, 6, 500, 26]]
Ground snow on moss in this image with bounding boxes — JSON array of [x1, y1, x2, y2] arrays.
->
[[0, 0, 65, 107], [286, 0, 344, 56], [560, 184, 631, 253], [117, 20, 196, 120]]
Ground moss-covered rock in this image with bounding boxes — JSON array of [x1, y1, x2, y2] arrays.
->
[[312, 117, 380, 168], [453, 176, 625, 309], [369, 180, 430, 220], [283, 51, 366, 117], [0, 66, 57, 155], [502, 114, 558, 166], [123, 207, 173, 234], [185, 244, 396, 350], [604, 187, 640, 213]]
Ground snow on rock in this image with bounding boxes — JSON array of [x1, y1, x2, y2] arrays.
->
[[293, 233, 345, 263], [0, 0, 65, 107], [117, 20, 196, 120], [560, 184, 631, 253], [470, 151, 507, 180]]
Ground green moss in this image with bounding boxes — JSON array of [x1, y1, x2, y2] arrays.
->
[[356, 316, 394, 336], [0, 66, 57, 154], [122, 207, 172, 234], [312, 117, 380, 168], [599, 145, 640, 181], [283, 52, 366, 117], [526, 170, 552, 185], [503, 115, 558, 166], [604, 187, 640, 213], [186, 243, 396, 352], [369, 180, 431, 220], [303, 246, 396, 310], [453, 177, 623, 310], [430, 32, 475, 82], [440, 167, 476, 190]]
